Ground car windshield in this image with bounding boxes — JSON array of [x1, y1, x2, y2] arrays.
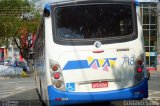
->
[[55, 4, 134, 39]]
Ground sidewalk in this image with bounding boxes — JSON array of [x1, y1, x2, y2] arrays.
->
[[0, 77, 10, 80], [157, 65, 160, 72]]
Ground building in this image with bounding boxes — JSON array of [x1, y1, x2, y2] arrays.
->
[[0, 48, 8, 64], [0, 46, 23, 65], [0, 48, 5, 64], [139, 0, 160, 71]]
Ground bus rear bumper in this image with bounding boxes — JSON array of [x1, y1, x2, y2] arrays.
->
[[48, 79, 148, 106]]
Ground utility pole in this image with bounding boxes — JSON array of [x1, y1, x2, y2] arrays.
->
[[157, 1, 160, 67], [157, 2, 160, 54]]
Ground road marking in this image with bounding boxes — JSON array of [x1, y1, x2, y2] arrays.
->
[[151, 74, 160, 77], [0, 77, 36, 99], [149, 90, 160, 92], [0, 81, 35, 84], [15, 87, 24, 90], [0, 89, 26, 94], [148, 97, 160, 99], [148, 90, 160, 101], [0, 88, 34, 99], [0, 90, 19, 93], [149, 91, 160, 95], [147, 97, 160, 101]]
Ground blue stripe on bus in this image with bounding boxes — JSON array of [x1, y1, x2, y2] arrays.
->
[[47, 79, 148, 106], [135, 0, 139, 6], [44, 3, 51, 12], [63, 60, 89, 70], [63, 58, 117, 70]]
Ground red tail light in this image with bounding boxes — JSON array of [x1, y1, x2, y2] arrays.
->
[[137, 67, 143, 73], [53, 72, 60, 79], [52, 64, 59, 71], [136, 58, 143, 73], [135, 55, 145, 82]]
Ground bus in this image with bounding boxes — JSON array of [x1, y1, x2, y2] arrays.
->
[[33, 0, 149, 105]]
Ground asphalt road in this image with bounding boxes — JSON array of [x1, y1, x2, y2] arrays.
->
[[147, 71, 160, 101], [0, 77, 37, 99], [0, 71, 160, 106]]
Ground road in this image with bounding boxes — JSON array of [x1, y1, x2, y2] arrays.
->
[[0, 71, 160, 106], [0, 77, 37, 100], [147, 71, 160, 101]]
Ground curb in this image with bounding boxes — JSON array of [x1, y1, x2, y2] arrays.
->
[[0, 74, 34, 79], [0, 77, 10, 80]]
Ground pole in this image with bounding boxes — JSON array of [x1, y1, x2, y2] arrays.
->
[[11, 44, 14, 62], [157, 2, 160, 69]]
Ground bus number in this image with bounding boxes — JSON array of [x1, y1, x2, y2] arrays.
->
[[122, 57, 134, 65]]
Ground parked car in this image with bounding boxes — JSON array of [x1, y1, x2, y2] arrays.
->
[[4, 60, 13, 66], [17, 61, 30, 72]]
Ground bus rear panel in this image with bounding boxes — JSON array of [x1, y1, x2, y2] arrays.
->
[[36, 0, 148, 105]]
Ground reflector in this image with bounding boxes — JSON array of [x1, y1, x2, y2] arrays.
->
[[54, 81, 62, 88], [55, 98, 61, 101]]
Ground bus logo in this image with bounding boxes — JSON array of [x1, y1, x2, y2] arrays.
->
[[63, 57, 117, 71], [87, 57, 117, 71], [94, 41, 101, 48]]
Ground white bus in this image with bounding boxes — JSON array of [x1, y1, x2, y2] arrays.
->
[[33, 0, 149, 106]]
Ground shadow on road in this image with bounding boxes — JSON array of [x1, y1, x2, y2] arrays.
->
[[66, 102, 118, 106]]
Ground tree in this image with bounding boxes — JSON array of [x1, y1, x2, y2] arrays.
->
[[0, 0, 41, 62]]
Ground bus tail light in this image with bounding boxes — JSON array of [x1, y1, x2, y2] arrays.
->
[[135, 55, 145, 82], [54, 81, 63, 88], [137, 67, 143, 73], [50, 60, 65, 91], [136, 58, 144, 73], [51, 64, 59, 71], [53, 72, 61, 79], [136, 58, 143, 66]]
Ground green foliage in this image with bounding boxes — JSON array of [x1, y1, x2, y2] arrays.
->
[[0, 0, 41, 47]]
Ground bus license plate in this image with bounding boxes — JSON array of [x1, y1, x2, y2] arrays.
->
[[92, 81, 108, 88]]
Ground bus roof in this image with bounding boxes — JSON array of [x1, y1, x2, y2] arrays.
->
[[46, 0, 136, 5], [44, 0, 138, 10]]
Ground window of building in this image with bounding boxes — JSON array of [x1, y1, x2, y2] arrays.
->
[[140, 2, 158, 69]]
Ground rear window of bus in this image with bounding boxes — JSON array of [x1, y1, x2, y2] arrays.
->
[[55, 4, 134, 40]]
